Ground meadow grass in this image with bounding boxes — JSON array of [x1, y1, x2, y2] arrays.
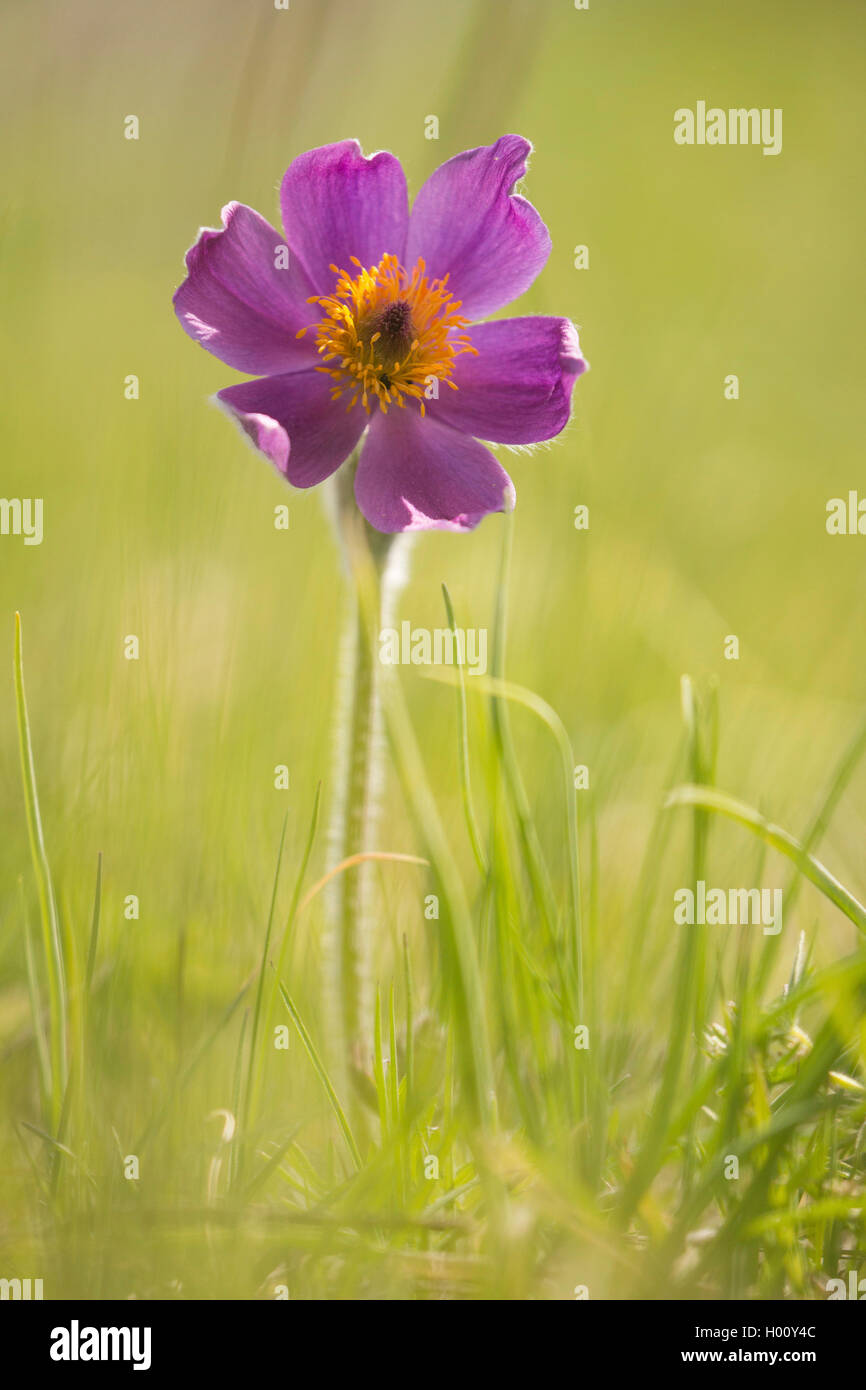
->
[[1, 0, 865, 1301], [5, 539, 866, 1299]]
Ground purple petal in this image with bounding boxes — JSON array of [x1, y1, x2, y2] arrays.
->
[[173, 202, 319, 375], [355, 408, 515, 533], [217, 370, 365, 489], [431, 316, 587, 444], [279, 140, 409, 295], [406, 135, 551, 319]]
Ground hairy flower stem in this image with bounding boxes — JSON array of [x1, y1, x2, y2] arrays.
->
[[326, 452, 409, 1106], [338, 584, 379, 1056]]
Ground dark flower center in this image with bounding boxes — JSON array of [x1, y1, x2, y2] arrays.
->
[[377, 300, 412, 343]]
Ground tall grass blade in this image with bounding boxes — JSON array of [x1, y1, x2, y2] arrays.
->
[[277, 979, 362, 1170], [666, 784, 866, 934], [14, 613, 67, 1131], [441, 583, 487, 875], [238, 812, 288, 1183]]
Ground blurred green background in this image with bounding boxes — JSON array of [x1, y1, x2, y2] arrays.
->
[[1, 0, 865, 1298]]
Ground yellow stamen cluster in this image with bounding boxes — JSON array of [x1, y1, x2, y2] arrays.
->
[[297, 253, 476, 415]]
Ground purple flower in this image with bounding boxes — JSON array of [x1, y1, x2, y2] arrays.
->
[[173, 136, 587, 534]]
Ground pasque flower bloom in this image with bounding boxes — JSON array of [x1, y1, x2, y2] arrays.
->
[[174, 136, 587, 533]]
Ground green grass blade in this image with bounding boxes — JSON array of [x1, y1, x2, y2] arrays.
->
[[489, 516, 561, 961], [278, 979, 362, 1170], [240, 1124, 304, 1203], [441, 583, 487, 875], [84, 852, 102, 1000], [666, 784, 866, 934], [20, 877, 51, 1120], [422, 665, 583, 1016], [238, 811, 288, 1182], [388, 983, 400, 1125], [402, 933, 414, 1102], [14, 612, 67, 1131], [135, 973, 254, 1152], [373, 985, 388, 1135], [266, 783, 322, 1044], [786, 713, 866, 918]]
